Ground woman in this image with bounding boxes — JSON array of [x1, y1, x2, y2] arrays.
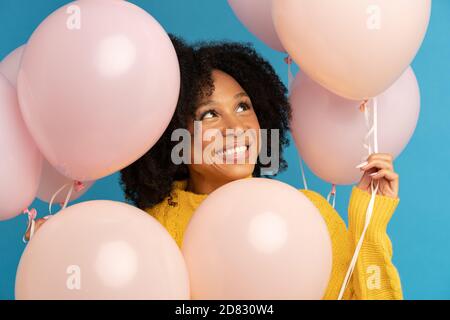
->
[[30, 36, 402, 300], [120, 36, 403, 300]]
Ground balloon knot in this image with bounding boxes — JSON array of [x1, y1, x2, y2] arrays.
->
[[359, 99, 369, 112], [74, 181, 85, 192], [331, 184, 337, 195], [284, 55, 292, 65], [23, 208, 37, 220]]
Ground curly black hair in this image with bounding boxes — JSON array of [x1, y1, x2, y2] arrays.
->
[[120, 35, 292, 210]]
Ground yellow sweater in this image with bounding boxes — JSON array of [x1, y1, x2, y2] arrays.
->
[[146, 180, 403, 300]]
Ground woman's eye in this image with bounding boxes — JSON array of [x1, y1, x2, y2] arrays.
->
[[236, 102, 251, 113], [200, 110, 216, 120]]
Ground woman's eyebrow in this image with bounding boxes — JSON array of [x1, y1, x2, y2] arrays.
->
[[197, 92, 249, 109], [234, 92, 249, 99], [197, 99, 218, 108]]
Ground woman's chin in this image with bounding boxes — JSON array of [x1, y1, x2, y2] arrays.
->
[[216, 163, 255, 182]]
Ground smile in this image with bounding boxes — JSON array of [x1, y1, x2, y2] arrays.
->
[[215, 145, 249, 157]]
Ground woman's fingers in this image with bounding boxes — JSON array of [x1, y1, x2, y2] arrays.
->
[[369, 168, 399, 181], [356, 153, 399, 198], [370, 169, 399, 197], [367, 153, 393, 162], [356, 153, 393, 166], [358, 159, 393, 172]]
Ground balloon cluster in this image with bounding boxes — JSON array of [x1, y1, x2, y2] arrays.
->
[[0, 0, 432, 300], [1, 0, 180, 221], [229, 0, 430, 185], [1, 0, 185, 300], [3, 0, 329, 301], [15, 178, 332, 300]]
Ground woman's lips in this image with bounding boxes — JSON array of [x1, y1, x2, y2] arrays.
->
[[214, 144, 251, 163]]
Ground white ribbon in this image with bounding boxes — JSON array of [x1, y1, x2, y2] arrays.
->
[[327, 184, 337, 208], [48, 181, 76, 215], [338, 97, 379, 300], [22, 209, 36, 244], [286, 55, 308, 190]]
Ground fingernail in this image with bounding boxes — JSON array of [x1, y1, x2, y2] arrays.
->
[[370, 172, 378, 177], [356, 161, 368, 169]]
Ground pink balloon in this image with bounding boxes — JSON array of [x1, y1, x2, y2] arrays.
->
[[1, 46, 95, 204], [36, 159, 94, 204], [228, 0, 285, 52], [0, 45, 25, 87], [182, 178, 332, 300], [16, 200, 190, 300], [18, 0, 180, 181], [273, 0, 431, 100], [290, 67, 420, 185], [0, 74, 42, 221]]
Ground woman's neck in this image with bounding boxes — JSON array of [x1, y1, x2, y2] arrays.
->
[[186, 172, 232, 195]]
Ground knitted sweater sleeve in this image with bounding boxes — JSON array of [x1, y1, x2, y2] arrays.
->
[[345, 186, 403, 300]]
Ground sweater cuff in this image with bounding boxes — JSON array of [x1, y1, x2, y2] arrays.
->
[[348, 186, 399, 242]]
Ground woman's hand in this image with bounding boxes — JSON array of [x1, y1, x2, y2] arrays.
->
[[356, 153, 399, 199]]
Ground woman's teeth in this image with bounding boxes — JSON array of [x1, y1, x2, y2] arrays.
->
[[216, 145, 247, 157]]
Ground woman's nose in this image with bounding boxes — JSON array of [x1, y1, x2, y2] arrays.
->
[[221, 114, 245, 134]]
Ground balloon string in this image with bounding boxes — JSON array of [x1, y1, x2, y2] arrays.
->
[[373, 98, 378, 153], [338, 181, 379, 299], [22, 179, 82, 243], [299, 157, 308, 190], [326, 184, 337, 208], [338, 98, 379, 300], [285, 55, 294, 92], [62, 183, 74, 210], [49, 183, 70, 215], [284, 55, 308, 190], [48, 180, 82, 215], [22, 208, 37, 243]]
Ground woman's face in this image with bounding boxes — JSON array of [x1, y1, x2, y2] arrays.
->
[[187, 69, 261, 184]]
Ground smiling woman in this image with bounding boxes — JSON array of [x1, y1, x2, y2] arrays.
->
[[120, 35, 291, 210], [0, 0, 447, 302], [185, 70, 261, 193], [118, 35, 403, 300]]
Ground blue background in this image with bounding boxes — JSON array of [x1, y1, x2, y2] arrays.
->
[[0, 0, 449, 300]]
